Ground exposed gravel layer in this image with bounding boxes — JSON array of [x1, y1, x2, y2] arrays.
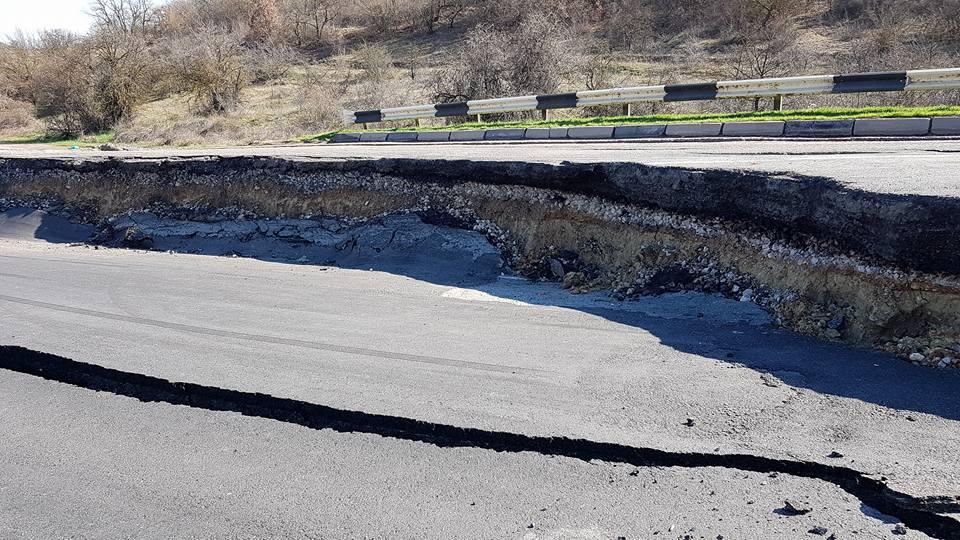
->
[[1, 156, 958, 368]]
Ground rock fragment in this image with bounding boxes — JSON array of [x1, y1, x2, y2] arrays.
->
[[781, 499, 812, 516]]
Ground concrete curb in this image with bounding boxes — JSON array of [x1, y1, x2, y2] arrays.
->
[[721, 121, 785, 137], [568, 126, 615, 139], [931, 116, 960, 135], [386, 132, 418, 143], [417, 132, 450, 142], [331, 117, 953, 143], [614, 125, 666, 138], [853, 118, 931, 136], [359, 133, 389, 142], [524, 128, 551, 140], [784, 120, 854, 138], [665, 123, 722, 137], [449, 130, 485, 141], [485, 129, 526, 141]]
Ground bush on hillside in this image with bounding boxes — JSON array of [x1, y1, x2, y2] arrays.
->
[[431, 12, 577, 102], [165, 29, 250, 114]]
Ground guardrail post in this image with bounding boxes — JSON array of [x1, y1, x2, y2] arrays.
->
[[622, 103, 633, 116], [415, 118, 422, 128], [474, 114, 481, 123], [541, 109, 550, 121], [773, 95, 783, 111]]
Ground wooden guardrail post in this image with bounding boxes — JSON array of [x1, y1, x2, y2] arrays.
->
[[773, 95, 783, 111], [622, 103, 633, 116]]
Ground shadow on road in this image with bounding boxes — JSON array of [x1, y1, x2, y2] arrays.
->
[[0, 207, 94, 244], [2, 207, 958, 422]]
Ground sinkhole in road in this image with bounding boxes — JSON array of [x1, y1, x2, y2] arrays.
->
[[2, 153, 959, 369]]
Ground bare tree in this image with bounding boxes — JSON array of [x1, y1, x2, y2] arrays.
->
[[284, 0, 340, 45], [89, 31, 153, 125], [421, 0, 467, 33], [89, 0, 157, 34]]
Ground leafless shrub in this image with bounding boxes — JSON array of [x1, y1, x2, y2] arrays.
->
[[28, 37, 102, 135], [166, 28, 249, 114], [282, 0, 342, 46], [159, 0, 251, 34], [432, 12, 578, 102], [0, 29, 152, 136], [245, 0, 280, 43], [291, 71, 344, 131], [417, 0, 468, 33], [0, 96, 37, 133], [88, 31, 154, 125], [246, 43, 302, 83], [343, 43, 421, 110]]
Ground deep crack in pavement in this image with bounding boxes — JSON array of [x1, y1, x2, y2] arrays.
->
[[2, 346, 958, 539]]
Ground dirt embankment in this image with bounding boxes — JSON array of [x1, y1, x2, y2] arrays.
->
[[1, 156, 958, 368]]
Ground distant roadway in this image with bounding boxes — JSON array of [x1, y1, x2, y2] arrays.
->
[[1, 138, 960, 196]]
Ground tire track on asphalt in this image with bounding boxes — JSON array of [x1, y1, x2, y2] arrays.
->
[[0, 294, 549, 376]]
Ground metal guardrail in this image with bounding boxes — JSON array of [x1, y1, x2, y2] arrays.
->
[[343, 68, 960, 125]]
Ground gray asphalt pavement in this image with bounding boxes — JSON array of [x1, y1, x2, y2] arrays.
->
[[1, 218, 959, 537], [2, 138, 960, 195], [0, 369, 923, 540]]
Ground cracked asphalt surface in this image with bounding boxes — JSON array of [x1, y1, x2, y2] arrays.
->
[[1, 137, 960, 195], [1, 211, 959, 538]]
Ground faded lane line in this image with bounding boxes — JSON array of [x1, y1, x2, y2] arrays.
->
[[0, 253, 126, 269], [0, 294, 550, 376], [0, 272, 44, 281]]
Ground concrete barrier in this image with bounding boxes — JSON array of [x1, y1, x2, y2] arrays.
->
[[331, 133, 362, 143], [931, 117, 960, 135], [784, 120, 854, 137], [359, 133, 389, 142], [386, 132, 418, 142], [853, 118, 931, 136], [722, 121, 785, 137], [485, 129, 526, 141], [613, 125, 667, 139], [568, 126, 615, 139], [664, 123, 722, 137], [524, 128, 551, 140], [330, 116, 948, 143], [417, 132, 450, 142], [449, 130, 485, 141]]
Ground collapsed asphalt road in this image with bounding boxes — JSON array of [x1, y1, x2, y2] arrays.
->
[[1, 212, 959, 538]]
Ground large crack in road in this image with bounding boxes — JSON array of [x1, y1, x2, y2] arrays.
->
[[2, 345, 958, 539]]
